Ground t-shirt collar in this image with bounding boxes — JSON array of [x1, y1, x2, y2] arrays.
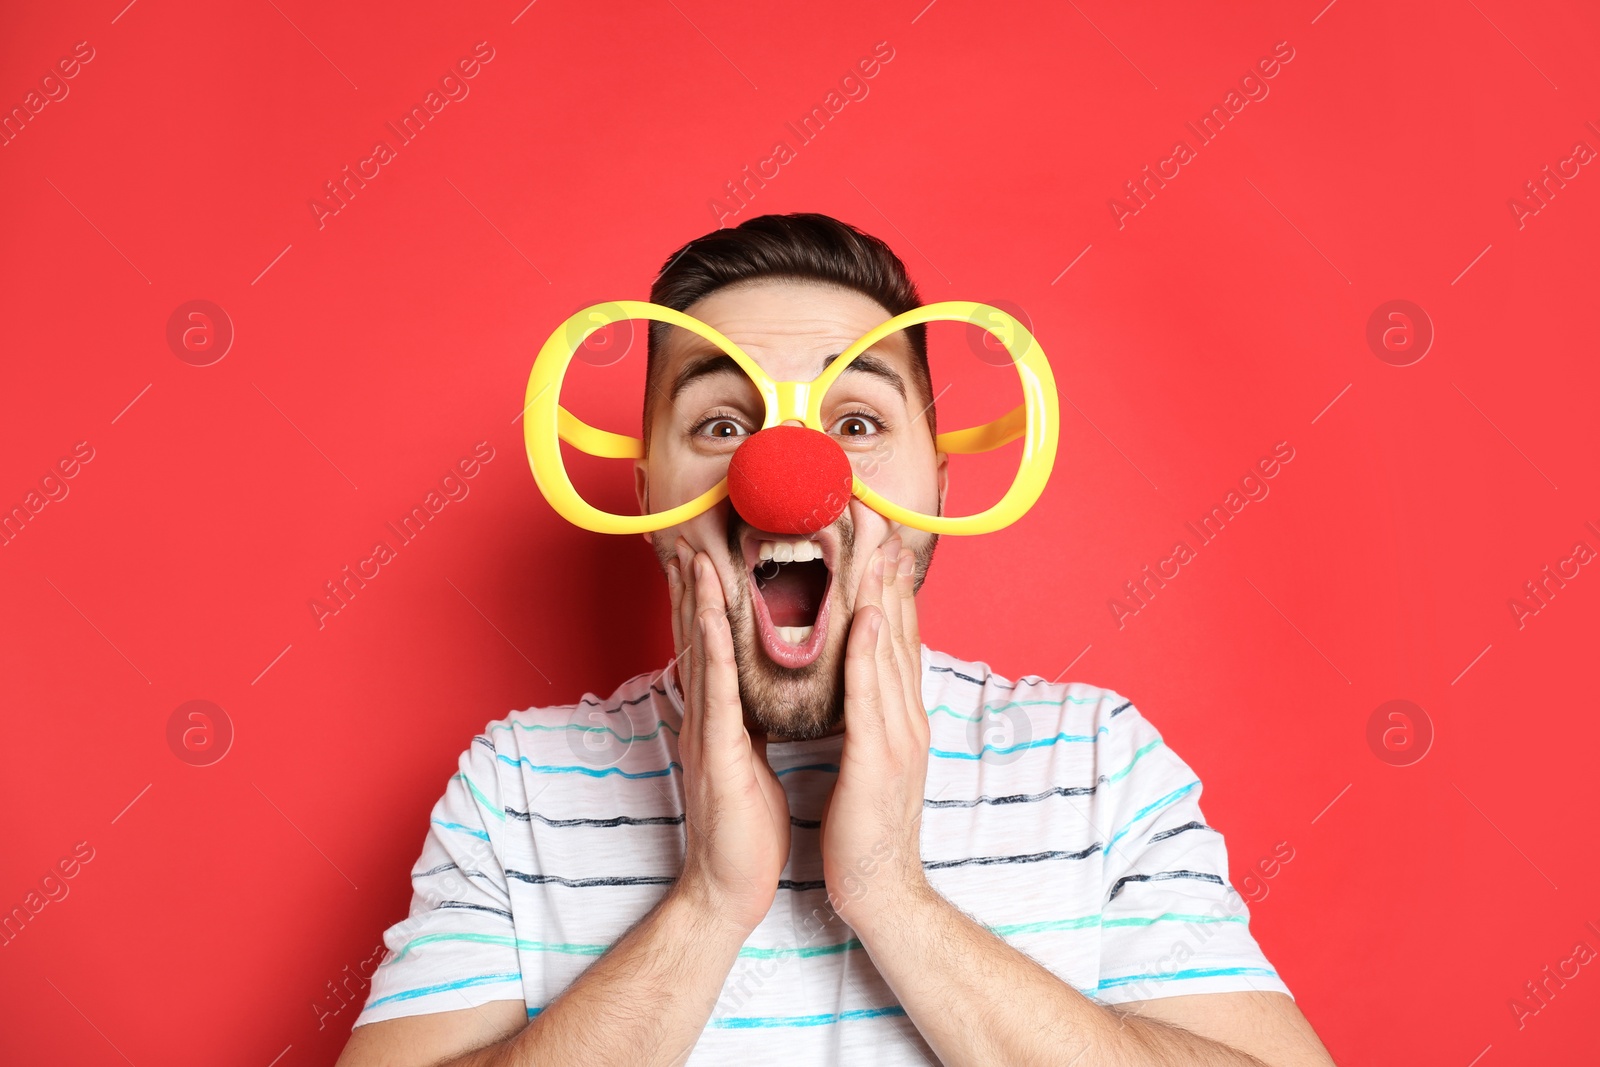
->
[[659, 644, 935, 722]]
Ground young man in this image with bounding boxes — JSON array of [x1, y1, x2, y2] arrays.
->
[[337, 214, 1337, 1066]]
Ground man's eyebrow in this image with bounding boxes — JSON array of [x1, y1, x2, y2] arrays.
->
[[821, 351, 906, 400], [667, 348, 908, 404], [667, 352, 749, 404]]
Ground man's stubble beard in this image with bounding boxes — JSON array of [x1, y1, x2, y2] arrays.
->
[[720, 512, 937, 743], [650, 511, 938, 743]]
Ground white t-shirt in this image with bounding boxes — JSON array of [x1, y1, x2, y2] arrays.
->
[[356, 644, 1291, 1061]]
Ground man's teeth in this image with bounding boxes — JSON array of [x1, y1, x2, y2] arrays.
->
[[757, 539, 822, 563], [776, 625, 814, 645]]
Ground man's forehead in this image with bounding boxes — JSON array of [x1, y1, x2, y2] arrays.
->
[[662, 324, 911, 374], [660, 285, 911, 378]]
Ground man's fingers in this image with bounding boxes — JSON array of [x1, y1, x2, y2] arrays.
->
[[666, 557, 684, 662], [891, 544, 923, 710], [872, 590, 910, 746], [856, 542, 887, 618], [694, 553, 744, 753], [872, 535, 919, 711], [667, 554, 700, 763], [844, 602, 887, 745], [676, 538, 696, 695], [879, 536, 914, 677], [688, 624, 706, 736], [850, 545, 897, 722], [676, 539, 694, 639], [878, 537, 902, 656], [698, 605, 745, 754], [687, 555, 711, 748], [893, 541, 917, 624], [693, 548, 728, 615]]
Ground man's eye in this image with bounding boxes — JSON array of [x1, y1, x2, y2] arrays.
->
[[697, 417, 749, 440], [830, 412, 885, 437]]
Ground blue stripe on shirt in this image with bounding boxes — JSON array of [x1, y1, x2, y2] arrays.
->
[[1096, 964, 1280, 993], [1106, 781, 1199, 850], [365, 971, 522, 1009]]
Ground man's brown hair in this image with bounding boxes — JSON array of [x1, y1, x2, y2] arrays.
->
[[642, 212, 935, 450]]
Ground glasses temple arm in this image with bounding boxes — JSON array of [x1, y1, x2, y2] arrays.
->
[[557, 406, 645, 459], [934, 403, 1026, 455]]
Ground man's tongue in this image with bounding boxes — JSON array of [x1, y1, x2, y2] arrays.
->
[[759, 562, 825, 626]]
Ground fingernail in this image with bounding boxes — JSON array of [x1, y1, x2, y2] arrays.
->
[[898, 550, 914, 577]]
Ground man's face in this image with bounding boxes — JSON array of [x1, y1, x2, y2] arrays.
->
[[634, 278, 947, 742]]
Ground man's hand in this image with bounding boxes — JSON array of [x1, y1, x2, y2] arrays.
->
[[820, 534, 932, 931], [667, 539, 792, 935]]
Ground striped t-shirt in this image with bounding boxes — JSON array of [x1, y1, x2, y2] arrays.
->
[[356, 644, 1292, 1059]]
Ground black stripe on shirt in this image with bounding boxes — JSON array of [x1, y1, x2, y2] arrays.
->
[[1149, 820, 1215, 843], [505, 870, 677, 888], [552, 682, 671, 713], [925, 783, 1099, 809], [505, 809, 686, 828], [415, 862, 498, 881], [1106, 869, 1224, 903], [928, 665, 1049, 690], [437, 900, 513, 920], [502, 809, 818, 830], [923, 845, 1101, 871]]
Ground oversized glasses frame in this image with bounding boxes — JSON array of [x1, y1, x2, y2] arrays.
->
[[522, 299, 1059, 535]]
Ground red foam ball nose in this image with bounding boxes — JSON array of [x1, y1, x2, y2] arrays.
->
[[727, 426, 853, 535]]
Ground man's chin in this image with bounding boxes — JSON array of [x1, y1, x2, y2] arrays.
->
[[732, 620, 847, 742]]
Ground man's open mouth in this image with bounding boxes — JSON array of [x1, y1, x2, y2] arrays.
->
[[744, 533, 835, 669]]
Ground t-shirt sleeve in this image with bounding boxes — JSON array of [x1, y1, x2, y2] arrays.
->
[[1092, 695, 1293, 1006], [355, 731, 526, 1026]]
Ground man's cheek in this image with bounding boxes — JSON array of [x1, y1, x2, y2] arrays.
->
[[851, 439, 897, 481], [852, 450, 939, 520], [693, 510, 744, 594], [649, 449, 730, 512]]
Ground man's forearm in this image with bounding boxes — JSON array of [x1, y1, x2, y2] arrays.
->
[[446, 883, 747, 1067], [851, 883, 1269, 1067]]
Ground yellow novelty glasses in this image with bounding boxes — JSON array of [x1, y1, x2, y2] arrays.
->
[[521, 300, 1059, 535]]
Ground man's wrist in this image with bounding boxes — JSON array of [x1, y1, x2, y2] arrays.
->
[[661, 877, 760, 951], [840, 874, 942, 945]]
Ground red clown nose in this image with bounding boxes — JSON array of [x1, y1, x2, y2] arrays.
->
[[727, 425, 853, 535]]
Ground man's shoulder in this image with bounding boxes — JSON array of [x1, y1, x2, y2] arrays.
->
[[452, 662, 684, 812], [921, 644, 1148, 736], [918, 644, 1184, 797], [475, 661, 681, 748]]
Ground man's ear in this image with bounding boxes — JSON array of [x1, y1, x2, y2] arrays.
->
[[935, 449, 949, 518], [633, 457, 653, 546]]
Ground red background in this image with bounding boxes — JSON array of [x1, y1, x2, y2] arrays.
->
[[3, 1, 1597, 1063]]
